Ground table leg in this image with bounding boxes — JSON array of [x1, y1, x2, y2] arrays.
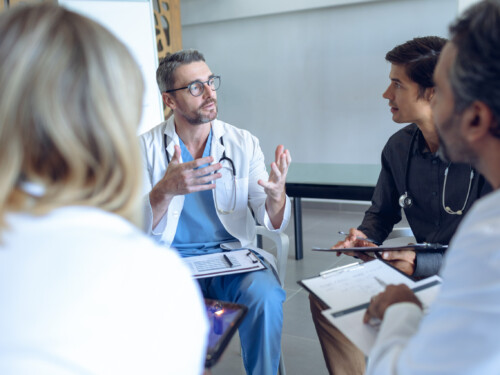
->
[[293, 197, 303, 260]]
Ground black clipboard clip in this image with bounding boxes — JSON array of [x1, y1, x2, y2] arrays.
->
[[246, 250, 259, 264]]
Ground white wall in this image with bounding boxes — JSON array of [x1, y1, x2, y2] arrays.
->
[[458, 0, 482, 11], [180, 0, 459, 165]]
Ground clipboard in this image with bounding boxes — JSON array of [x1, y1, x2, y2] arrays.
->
[[298, 259, 442, 355], [204, 299, 248, 368], [183, 249, 267, 279], [312, 243, 448, 253]]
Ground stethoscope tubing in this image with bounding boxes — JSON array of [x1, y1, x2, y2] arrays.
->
[[399, 127, 472, 214], [164, 133, 236, 177]]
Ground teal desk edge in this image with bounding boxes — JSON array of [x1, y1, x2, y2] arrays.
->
[[283, 163, 381, 260], [286, 163, 380, 186]]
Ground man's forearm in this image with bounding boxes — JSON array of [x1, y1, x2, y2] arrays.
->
[[358, 212, 396, 245], [149, 187, 174, 230], [265, 193, 286, 229]]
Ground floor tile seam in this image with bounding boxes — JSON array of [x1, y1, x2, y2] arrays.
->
[[284, 288, 301, 302], [281, 333, 320, 343], [284, 286, 301, 294]]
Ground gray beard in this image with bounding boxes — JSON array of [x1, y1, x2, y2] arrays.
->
[[185, 112, 217, 125], [184, 101, 218, 125]]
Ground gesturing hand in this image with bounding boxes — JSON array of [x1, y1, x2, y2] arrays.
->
[[363, 284, 423, 324], [152, 145, 222, 202], [258, 145, 291, 203]]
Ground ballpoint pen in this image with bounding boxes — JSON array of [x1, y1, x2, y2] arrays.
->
[[373, 276, 387, 288], [367, 277, 389, 328], [319, 261, 362, 277], [223, 254, 233, 268], [338, 231, 380, 245]]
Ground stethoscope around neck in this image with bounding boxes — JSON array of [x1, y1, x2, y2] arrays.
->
[[398, 129, 474, 216], [164, 134, 237, 214]]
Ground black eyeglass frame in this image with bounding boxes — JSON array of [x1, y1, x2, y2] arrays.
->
[[164, 75, 221, 97]]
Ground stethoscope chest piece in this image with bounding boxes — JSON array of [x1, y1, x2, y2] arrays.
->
[[399, 192, 413, 209]]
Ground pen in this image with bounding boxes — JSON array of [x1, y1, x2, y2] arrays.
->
[[374, 276, 387, 288], [319, 261, 361, 276], [223, 254, 233, 268], [367, 277, 387, 328], [338, 231, 380, 245]]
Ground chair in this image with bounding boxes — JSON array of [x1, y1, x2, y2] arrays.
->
[[253, 225, 289, 375], [255, 225, 289, 286]]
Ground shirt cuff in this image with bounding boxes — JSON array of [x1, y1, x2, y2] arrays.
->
[[263, 196, 291, 231]]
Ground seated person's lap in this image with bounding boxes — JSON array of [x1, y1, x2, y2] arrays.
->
[[198, 262, 285, 307]]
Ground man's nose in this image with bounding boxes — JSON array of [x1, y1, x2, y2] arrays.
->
[[202, 82, 215, 99], [382, 86, 392, 100]]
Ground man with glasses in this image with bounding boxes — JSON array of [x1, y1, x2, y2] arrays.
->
[[140, 49, 291, 375]]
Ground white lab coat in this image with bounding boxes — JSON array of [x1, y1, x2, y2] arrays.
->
[[140, 117, 291, 264], [366, 188, 500, 374]]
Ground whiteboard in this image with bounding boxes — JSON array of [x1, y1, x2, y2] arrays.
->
[[59, 0, 164, 135]]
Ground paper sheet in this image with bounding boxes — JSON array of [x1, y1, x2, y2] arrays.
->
[[300, 260, 417, 310]]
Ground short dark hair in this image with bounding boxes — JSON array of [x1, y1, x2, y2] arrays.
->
[[386, 36, 447, 98], [156, 49, 205, 92], [449, 0, 500, 137]]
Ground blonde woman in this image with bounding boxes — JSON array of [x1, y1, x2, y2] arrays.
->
[[0, 4, 207, 374]]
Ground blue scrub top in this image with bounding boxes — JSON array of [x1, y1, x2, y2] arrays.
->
[[172, 129, 237, 257]]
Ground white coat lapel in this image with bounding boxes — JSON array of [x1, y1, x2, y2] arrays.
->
[[164, 118, 181, 164], [211, 120, 226, 163]]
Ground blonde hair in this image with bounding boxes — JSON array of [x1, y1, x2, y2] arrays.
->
[[0, 4, 145, 229]]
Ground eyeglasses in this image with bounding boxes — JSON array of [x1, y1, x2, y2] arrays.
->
[[165, 75, 221, 97]]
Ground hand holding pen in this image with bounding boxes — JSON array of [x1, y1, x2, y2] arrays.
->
[[337, 231, 380, 246], [363, 284, 422, 326], [332, 228, 379, 261]]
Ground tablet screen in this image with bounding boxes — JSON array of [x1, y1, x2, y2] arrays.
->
[[204, 299, 248, 368]]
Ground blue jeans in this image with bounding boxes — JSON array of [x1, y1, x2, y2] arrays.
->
[[198, 263, 285, 375]]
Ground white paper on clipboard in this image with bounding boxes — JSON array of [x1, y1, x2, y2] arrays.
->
[[183, 249, 266, 279], [299, 259, 417, 310], [321, 275, 441, 355]]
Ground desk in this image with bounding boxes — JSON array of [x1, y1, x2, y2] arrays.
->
[[286, 163, 380, 260]]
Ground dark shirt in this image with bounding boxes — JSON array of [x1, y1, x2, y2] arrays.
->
[[358, 124, 491, 277]]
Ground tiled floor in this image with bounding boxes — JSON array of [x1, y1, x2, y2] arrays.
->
[[209, 200, 409, 375]]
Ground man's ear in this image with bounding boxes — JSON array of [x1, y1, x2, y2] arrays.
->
[[162, 92, 176, 110], [424, 87, 435, 102], [462, 100, 494, 142]]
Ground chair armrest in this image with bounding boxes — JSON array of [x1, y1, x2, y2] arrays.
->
[[255, 226, 289, 286]]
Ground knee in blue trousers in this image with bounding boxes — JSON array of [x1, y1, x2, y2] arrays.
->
[[198, 264, 285, 375]]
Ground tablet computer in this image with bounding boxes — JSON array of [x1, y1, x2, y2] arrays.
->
[[204, 298, 248, 368], [312, 243, 448, 253]]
